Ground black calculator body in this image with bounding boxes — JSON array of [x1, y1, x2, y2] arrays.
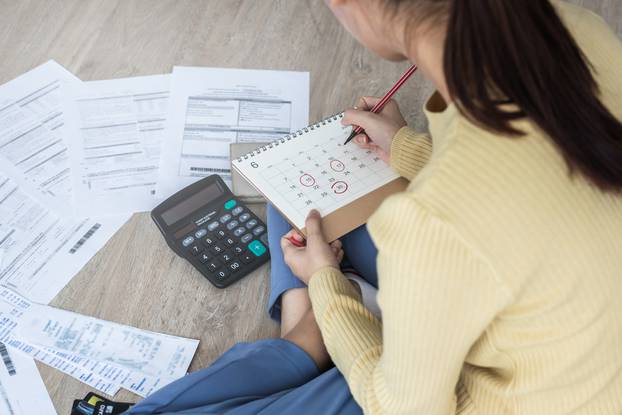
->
[[151, 175, 270, 288]]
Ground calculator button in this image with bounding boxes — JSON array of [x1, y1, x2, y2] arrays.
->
[[194, 229, 207, 239], [241, 233, 253, 244], [232, 206, 244, 216], [224, 237, 236, 247], [252, 226, 265, 236], [199, 252, 211, 263], [245, 219, 258, 229], [229, 261, 241, 272], [260, 233, 269, 246], [206, 261, 219, 272], [207, 221, 219, 231], [216, 269, 230, 280], [233, 245, 244, 255], [239, 213, 251, 223], [215, 229, 226, 239], [189, 244, 202, 256], [220, 252, 233, 264], [233, 227, 246, 237], [181, 236, 195, 247], [209, 244, 224, 255], [226, 220, 239, 230], [240, 251, 254, 264], [203, 235, 216, 246], [248, 240, 267, 257], [224, 199, 237, 210], [219, 213, 232, 224]]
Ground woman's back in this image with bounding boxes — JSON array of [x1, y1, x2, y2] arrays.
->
[[366, 2, 622, 412]]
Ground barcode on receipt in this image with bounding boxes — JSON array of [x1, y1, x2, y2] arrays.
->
[[69, 223, 101, 254]]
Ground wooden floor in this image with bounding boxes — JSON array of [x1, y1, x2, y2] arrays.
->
[[0, 1, 619, 413]]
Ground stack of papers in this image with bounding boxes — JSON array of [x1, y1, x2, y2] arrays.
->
[[0, 59, 310, 411]]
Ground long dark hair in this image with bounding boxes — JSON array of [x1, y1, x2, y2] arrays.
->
[[393, 0, 622, 191]]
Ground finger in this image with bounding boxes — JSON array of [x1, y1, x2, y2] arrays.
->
[[336, 249, 344, 263], [354, 134, 370, 145], [356, 96, 383, 111], [283, 229, 305, 241], [342, 108, 383, 131], [281, 234, 303, 252], [305, 209, 325, 242], [330, 240, 342, 250]]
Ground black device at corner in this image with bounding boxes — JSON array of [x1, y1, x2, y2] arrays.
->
[[151, 175, 270, 288]]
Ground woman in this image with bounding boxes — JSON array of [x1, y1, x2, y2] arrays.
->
[[128, 0, 622, 413]]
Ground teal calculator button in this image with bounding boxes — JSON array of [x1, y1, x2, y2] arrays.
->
[[224, 199, 237, 210], [248, 240, 267, 257]]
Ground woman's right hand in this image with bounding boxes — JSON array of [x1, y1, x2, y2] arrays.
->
[[342, 96, 407, 164]]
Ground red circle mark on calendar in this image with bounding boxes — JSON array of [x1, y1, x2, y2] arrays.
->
[[330, 159, 345, 172], [331, 181, 348, 194], [299, 173, 316, 187]]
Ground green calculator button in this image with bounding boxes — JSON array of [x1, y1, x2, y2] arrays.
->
[[248, 240, 267, 257], [224, 199, 237, 210]]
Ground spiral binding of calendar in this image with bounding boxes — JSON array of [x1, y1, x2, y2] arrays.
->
[[236, 112, 345, 162]]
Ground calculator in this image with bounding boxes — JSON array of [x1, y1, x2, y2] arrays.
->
[[151, 175, 270, 288]]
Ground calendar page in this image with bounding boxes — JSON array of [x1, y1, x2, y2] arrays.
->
[[232, 113, 399, 229]]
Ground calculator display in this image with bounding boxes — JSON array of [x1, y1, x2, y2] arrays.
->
[[161, 183, 223, 225]]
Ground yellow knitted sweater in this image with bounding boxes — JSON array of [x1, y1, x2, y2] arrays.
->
[[308, 2, 622, 414]]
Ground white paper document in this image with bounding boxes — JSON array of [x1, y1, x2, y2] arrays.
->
[[0, 60, 81, 212], [0, 61, 130, 304], [0, 170, 127, 304], [157, 66, 309, 198], [21, 303, 198, 380], [63, 75, 170, 216], [0, 287, 198, 397], [0, 343, 56, 415]]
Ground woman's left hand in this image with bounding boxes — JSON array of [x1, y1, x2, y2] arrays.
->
[[281, 209, 344, 284]]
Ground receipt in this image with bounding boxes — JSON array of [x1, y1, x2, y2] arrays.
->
[[19, 302, 198, 380], [0, 288, 196, 397]]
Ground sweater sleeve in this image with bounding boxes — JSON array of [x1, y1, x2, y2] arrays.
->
[[309, 194, 513, 415], [389, 127, 433, 181]]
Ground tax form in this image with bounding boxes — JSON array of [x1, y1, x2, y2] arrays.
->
[[0, 170, 127, 304], [63, 75, 170, 216], [0, 60, 80, 212], [0, 61, 129, 304], [157, 66, 309, 198]]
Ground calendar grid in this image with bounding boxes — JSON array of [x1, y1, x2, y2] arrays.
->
[[232, 116, 399, 228]]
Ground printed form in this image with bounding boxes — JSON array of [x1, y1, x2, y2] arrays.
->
[[0, 287, 198, 398], [0, 61, 129, 304], [63, 75, 170, 216], [0, 343, 56, 415], [0, 60, 80, 212], [157, 66, 309, 198]]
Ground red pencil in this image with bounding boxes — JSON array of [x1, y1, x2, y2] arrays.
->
[[344, 64, 418, 145]]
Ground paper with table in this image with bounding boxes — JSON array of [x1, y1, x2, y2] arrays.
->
[[0, 287, 199, 398], [62, 74, 170, 216], [157, 66, 309, 198]]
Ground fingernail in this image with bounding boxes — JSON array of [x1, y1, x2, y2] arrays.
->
[[293, 233, 303, 241], [353, 106, 358, 110]]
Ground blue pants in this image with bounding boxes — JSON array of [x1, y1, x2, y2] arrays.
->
[[126, 205, 378, 414]]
